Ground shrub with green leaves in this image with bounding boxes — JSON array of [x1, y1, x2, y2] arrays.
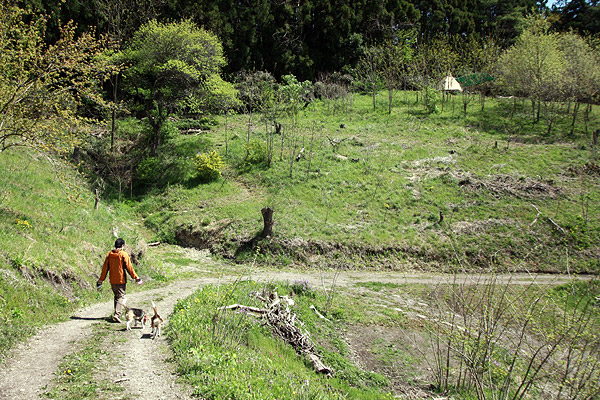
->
[[423, 86, 440, 114], [194, 150, 225, 182], [245, 140, 268, 166]]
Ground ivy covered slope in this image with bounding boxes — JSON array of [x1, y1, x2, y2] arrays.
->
[[137, 91, 600, 274]]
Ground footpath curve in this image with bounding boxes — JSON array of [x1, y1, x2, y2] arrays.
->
[[0, 271, 592, 399]]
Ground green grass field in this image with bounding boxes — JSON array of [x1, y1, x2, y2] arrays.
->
[[1, 90, 599, 399], [134, 91, 600, 273]]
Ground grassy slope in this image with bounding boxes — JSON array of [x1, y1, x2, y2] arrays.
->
[[0, 148, 170, 354], [139, 91, 600, 273], [168, 281, 394, 399], [1, 90, 599, 399], [167, 277, 600, 399]]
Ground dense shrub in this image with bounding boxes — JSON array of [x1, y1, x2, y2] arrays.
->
[[245, 140, 268, 166], [194, 150, 225, 182]]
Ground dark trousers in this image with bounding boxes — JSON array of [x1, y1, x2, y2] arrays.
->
[[111, 283, 127, 317]]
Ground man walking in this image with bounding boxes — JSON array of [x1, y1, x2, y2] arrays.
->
[[97, 238, 142, 322]]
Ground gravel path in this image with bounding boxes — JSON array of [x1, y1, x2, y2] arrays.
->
[[0, 270, 591, 399]]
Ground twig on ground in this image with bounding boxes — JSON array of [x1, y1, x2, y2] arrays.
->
[[530, 204, 541, 226], [547, 217, 565, 234], [310, 305, 330, 322]]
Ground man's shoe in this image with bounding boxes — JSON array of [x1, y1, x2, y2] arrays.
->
[[113, 315, 122, 323]]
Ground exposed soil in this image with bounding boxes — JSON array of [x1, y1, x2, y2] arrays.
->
[[344, 325, 436, 399], [0, 266, 592, 400]]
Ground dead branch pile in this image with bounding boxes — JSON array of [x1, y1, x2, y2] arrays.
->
[[458, 174, 561, 199], [567, 162, 600, 177], [219, 291, 332, 375]]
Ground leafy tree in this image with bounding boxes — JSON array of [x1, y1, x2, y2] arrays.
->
[[498, 16, 566, 123], [355, 45, 384, 111], [0, 3, 104, 156], [279, 75, 313, 124], [119, 19, 234, 156], [559, 31, 600, 135], [376, 31, 416, 114]]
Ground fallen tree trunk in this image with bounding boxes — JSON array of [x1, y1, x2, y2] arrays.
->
[[220, 291, 332, 375]]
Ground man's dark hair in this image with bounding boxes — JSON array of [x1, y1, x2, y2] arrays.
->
[[115, 238, 125, 249]]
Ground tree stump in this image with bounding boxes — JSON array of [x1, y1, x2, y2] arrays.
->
[[260, 207, 274, 238], [94, 189, 100, 210]]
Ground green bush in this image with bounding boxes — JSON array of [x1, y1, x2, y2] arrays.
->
[[245, 140, 268, 166], [194, 150, 225, 182], [136, 156, 162, 183], [423, 86, 441, 114]]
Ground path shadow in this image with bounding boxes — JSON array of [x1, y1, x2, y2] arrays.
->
[[70, 316, 109, 321], [119, 326, 147, 332]]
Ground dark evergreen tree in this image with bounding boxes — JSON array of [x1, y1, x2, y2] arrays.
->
[[23, 0, 570, 80], [475, 0, 539, 43], [161, 0, 418, 79], [552, 0, 600, 34]]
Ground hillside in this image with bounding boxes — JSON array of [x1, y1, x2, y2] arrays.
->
[[2, 91, 598, 351], [134, 92, 600, 273], [0, 148, 168, 353], [1, 91, 600, 399]]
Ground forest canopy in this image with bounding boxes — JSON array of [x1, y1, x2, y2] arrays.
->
[[16, 0, 599, 80]]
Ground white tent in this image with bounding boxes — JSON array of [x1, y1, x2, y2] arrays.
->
[[440, 75, 462, 92]]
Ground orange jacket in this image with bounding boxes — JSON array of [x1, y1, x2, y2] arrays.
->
[[99, 249, 139, 285]]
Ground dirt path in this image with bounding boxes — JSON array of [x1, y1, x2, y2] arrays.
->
[[0, 270, 592, 399]]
